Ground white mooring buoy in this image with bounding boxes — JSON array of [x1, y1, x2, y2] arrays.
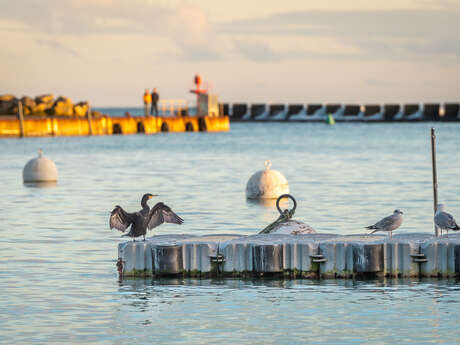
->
[[246, 160, 289, 199], [23, 149, 58, 183]]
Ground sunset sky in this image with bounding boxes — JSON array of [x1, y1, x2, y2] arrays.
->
[[1, 0, 459, 106]]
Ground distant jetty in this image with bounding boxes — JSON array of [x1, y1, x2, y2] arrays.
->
[[222, 102, 460, 122], [0, 94, 229, 137]]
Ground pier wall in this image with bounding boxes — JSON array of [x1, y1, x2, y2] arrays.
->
[[364, 105, 381, 116], [344, 105, 361, 116], [118, 233, 460, 279], [286, 104, 303, 118], [0, 115, 229, 137], [250, 104, 266, 119], [307, 104, 323, 115], [224, 102, 460, 122], [423, 104, 440, 121], [443, 103, 459, 121], [231, 104, 248, 119]]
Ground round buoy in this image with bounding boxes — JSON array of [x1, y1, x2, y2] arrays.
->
[[23, 149, 58, 183], [246, 160, 289, 199]]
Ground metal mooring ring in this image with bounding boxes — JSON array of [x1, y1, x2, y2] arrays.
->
[[276, 194, 297, 215]]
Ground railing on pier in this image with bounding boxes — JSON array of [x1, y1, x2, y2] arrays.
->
[[158, 99, 189, 117]]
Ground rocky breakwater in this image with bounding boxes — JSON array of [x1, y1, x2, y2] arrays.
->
[[0, 94, 100, 117]]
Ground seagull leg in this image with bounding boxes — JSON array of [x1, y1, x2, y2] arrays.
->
[[143, 235, 146, 241]]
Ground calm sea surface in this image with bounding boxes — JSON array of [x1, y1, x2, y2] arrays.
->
[[1, 121, 460, 344]]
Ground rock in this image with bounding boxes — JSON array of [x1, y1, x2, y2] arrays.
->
[[20, 96, 36, 108], [50, 96, 74, 116], [0, 94, 16, 102], [73, 101, 89, 117], [31, 102, 51, 116], [35, 94, 54, 105], [0, 95, 17, 114], [34, 94, 54, 116], [1, 94, 89, 117], [20, 96, 36, 116]]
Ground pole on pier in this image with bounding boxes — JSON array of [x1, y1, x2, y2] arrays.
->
[[219, 102, 224, 117], [431, 128, 439, 237], [87, 105, 93, 136], [18, 100, 25, 138]]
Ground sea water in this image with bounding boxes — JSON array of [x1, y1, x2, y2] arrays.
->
[[1, 121, 460, 344]]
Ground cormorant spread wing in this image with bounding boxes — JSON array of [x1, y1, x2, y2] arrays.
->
[[110, 205, 135, 232], [148, 202, 184, 230]]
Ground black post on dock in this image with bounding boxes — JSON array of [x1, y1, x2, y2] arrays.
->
[[219, 103, 224, 117], [431, 128, 439, 237], [87, 105, 93, 136], [17, 100, 25, 138]]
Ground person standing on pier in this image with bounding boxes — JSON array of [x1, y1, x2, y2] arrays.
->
[[151, 88, 159, 116], [143, 89, 151, 117]]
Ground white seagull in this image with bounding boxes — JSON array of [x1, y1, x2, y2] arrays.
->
[[366, 209, 404, 239], [434, 204, 460, 238]]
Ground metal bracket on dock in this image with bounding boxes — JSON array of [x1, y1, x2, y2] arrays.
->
[[210, 254, 225, 275], [210, 254, 225, 264], [410, 253, 428, 263], [310, 254, 327, 263]]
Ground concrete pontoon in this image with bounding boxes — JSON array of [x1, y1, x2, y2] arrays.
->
[[117, 232, 460, 279]]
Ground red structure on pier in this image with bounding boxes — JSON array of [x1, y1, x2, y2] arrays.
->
[[190, 74, 207, 116]]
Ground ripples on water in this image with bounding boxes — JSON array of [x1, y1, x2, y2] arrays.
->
[[1, 122, 460, 344]]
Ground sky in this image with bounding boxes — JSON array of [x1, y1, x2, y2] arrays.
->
[[1, 0, 459, 106]]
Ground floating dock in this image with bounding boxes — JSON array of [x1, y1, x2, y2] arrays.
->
[[118, 232, 460, 279], [0, 115, 229, 137]]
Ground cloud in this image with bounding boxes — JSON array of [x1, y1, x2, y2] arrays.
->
[[0, 0, 222, 61], [365, 79, 399, 87], [0, 0, 166, 35], [234, 39, 359, 62], [35, 38, 80, 57], [166, 5, 223, 61], [1, 1, 459, 64], [234, 40, 283, 62], [220, 8, 460, 62]]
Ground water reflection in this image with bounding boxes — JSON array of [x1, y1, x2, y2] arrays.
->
[[246, 197, 289, 209], [23, 181, 58, 188], [112, 278, 460, 344], [118, 277, 460, 296]]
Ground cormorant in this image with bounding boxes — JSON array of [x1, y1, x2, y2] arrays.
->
[[109, 193, 183, 241]]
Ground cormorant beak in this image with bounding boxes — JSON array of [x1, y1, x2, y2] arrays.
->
[[149, 194, 158, 199]]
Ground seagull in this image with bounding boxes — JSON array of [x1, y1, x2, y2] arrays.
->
[[434, 204, 459, 238], [109, 193, 183, 241], [366, 209, 404, 239]]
